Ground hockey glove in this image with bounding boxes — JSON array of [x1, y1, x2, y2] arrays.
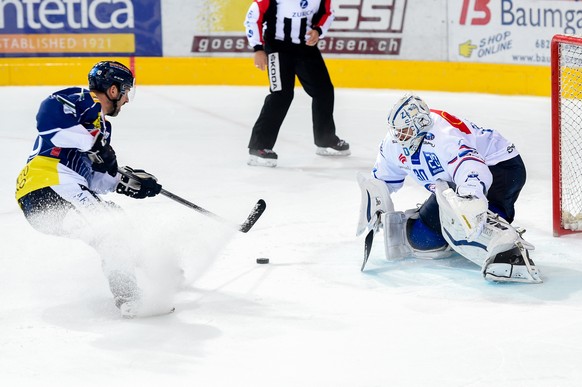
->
[[116, 166, 162, 199], [88, 133, 118, 177]]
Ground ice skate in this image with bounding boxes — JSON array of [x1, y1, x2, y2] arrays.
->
[[248, 149, 278, 167], [316, 139, 351, 156], [119, 299, 176, 319]]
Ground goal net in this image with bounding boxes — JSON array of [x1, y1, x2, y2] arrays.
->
[[552, 34, 582, 236]]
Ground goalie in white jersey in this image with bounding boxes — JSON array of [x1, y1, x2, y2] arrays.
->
[[357, 93, 541, 283]]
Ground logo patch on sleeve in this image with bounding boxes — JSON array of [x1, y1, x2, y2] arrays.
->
[[423, 151, 444, 176]]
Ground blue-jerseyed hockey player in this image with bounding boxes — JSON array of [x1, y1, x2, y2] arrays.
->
[[15, 61, 173, 317]]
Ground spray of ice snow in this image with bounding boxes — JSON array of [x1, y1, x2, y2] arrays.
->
[[27, 199, 236, 315]]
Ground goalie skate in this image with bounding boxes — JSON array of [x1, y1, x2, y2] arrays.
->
[[482, 229, 542, 284]]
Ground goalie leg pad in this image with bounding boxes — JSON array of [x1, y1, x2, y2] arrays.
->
[[437, 185, 542, 283], [438, 200, 518, 267], [383, 211, 412, 260], [436, 180, 502, 266]]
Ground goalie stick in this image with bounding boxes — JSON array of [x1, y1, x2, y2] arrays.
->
[[361, 213, 382, 272], [118, 168, 266, 233]]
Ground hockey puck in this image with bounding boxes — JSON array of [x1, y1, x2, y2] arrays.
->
[[256, 258, 270, 264]]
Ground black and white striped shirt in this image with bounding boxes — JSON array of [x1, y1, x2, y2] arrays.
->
[[244, 0, 334, 50]]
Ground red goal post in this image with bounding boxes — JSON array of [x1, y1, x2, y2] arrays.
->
[[552, 34, 582, 236]]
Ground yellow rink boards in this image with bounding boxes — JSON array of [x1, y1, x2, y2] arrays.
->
[[0, 57, 550, 96]]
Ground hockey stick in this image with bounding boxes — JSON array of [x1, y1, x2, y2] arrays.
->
[[118, 168, 266, 233], [159, 189, 266, 233], [361, 213, 382, 272]]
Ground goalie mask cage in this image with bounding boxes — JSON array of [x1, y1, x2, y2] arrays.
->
[[552, 34, 582, 236]]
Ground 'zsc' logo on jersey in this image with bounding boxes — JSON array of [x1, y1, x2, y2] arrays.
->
[[423, 152, 444, 176]]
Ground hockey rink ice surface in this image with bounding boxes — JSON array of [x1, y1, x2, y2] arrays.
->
[[2, 86, 582, 387]]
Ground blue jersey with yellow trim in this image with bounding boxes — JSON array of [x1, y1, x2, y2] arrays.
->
[[16, 87, 117, 200]]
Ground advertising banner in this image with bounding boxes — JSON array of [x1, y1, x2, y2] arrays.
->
[[188, 0, 448, 60], [2, 0, 576, 66], [448, 0, 582, 65], [321, 0, 409, 56], [189, 1, 250, 55], [0, 0, 162, 57]]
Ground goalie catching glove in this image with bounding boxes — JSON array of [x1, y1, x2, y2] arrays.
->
[[116, 166, 162, 199]]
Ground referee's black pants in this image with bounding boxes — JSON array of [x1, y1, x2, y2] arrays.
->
[[248, 43, 340, 150]]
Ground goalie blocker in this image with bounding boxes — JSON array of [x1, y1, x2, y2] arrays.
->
[[356, 173, 541, 283]]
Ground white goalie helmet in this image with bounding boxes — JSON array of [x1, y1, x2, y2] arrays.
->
[[387, 93, 433, 154]]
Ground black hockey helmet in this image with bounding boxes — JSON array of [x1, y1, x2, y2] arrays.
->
[[88, 61, 134, 94]]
